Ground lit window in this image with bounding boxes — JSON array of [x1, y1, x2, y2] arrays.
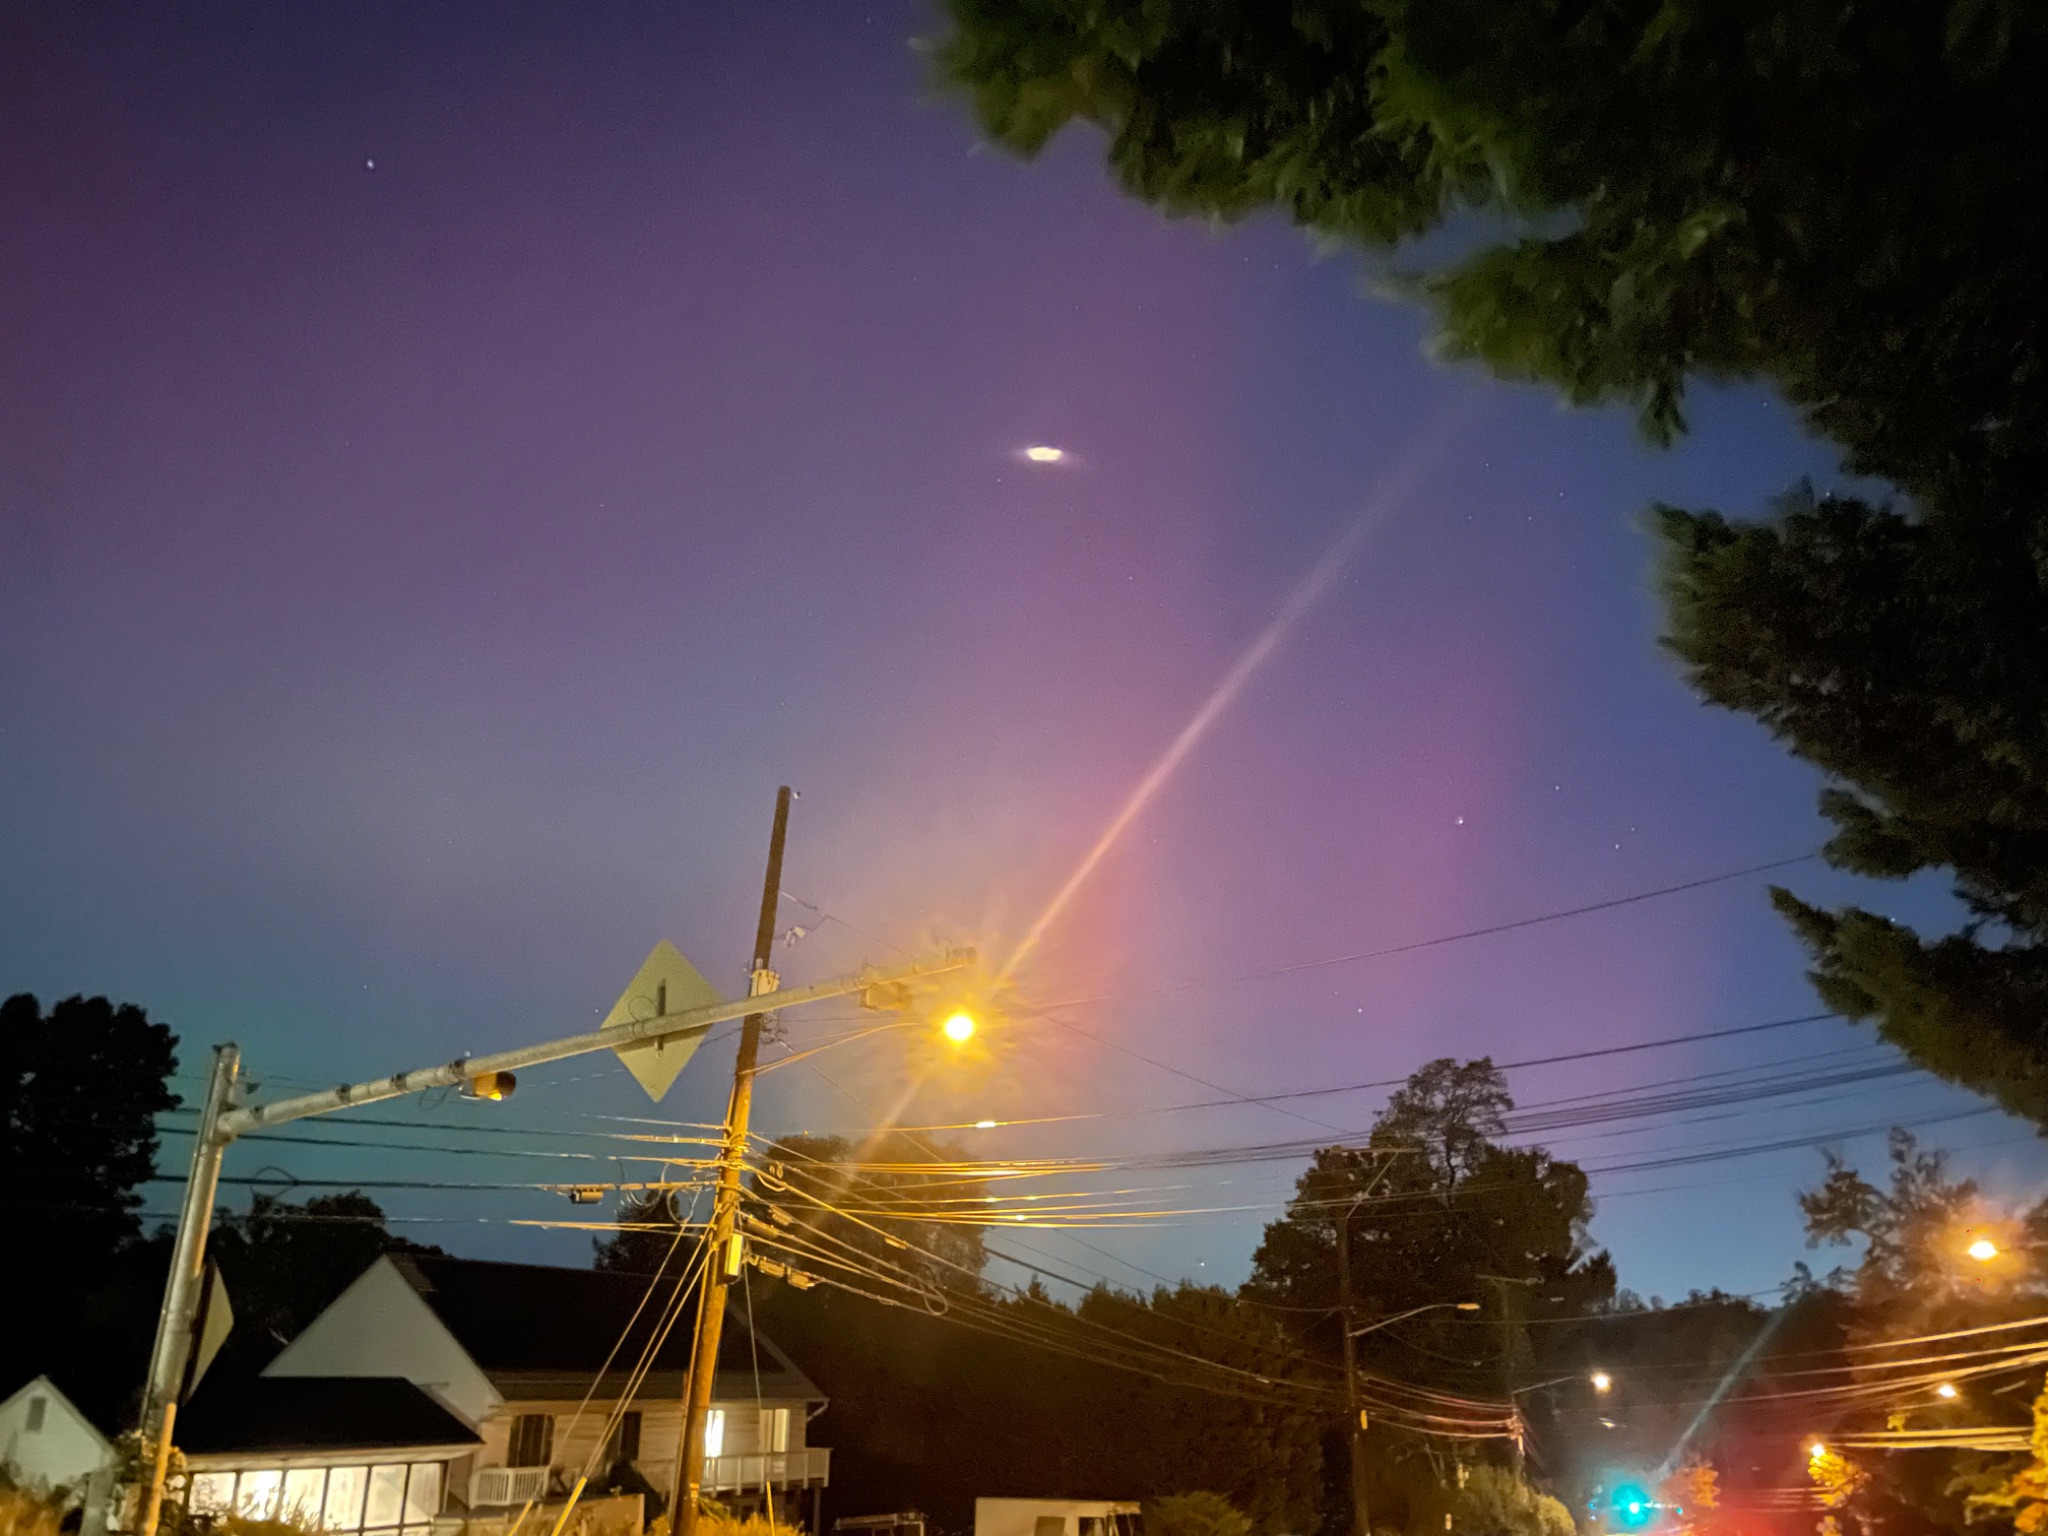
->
[[237, 1470, 282, 1520], [282, 1468, 326, 1525], [365, 1464, 406, 1530], [190, 1474, 236, 1515], [403, 1462, 443, 1527], [325, 1466, 368, 1532], [703, 1409, 726, 1459], [760, 1408, 789, 1453]]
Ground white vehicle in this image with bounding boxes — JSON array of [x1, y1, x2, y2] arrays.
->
[[975, 1498, 1142, 1536]]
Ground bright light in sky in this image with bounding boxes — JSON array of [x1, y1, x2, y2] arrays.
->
[[1021, 444, 1065, 463], [1969, 1237, 2000, 1261], [941, 1010, 977, 1042]]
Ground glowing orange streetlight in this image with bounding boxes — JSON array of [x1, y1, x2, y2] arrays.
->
[[1936, 1382, 1959, 1400], [1968, 1237, 2001, 1262], [941, 1009, 978, 1043], [1591, 1371, 1613, 1393]]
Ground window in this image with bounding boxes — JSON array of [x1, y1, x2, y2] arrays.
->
[[759, 1408, 789, 1454], [324, 1466, 368, 1530], [703, 1409, 726, 1459], [605, 1412, 642, 1465], [189, 1474, 235, 1515], [403, 1462, 443, 1526], [237, 1470, 282, 1521], [508, 1414, 555, 1468], [1035, 1519, 1066, 1536], [365, 1465, 406, 1530], [282, 1468, 326, 1525], [1081, 1520, 1105, 1536], [25, 1398, 46, 1433]]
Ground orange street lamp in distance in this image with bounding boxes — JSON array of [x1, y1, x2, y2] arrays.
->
[[1809, 1441, 1829, 1462], [1936, 1383, 1960, 1400], [1968, 1237, 2000, 1262], [1591, 1371, 1613, 1393], [941, 1009, 978, 1043]]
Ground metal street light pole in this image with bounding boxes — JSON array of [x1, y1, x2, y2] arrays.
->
[[127, 790, 974, 1536], [133, 1044, 239, 1536]]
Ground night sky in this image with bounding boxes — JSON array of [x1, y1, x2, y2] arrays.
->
[[4, 3, 2037, 1304]]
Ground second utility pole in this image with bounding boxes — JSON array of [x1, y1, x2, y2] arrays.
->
[[674, 785, 792, 1536], [1336, 1196, 1370, 1536]]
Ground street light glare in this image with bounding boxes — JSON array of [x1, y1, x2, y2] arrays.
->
[[1969, 1237, 2000, 1261], [1809, 1441, 1828, 1461], [1937, 1382, 1959, 1399], [942, 1010, 977, 1043], [1022, 444, 1066, 463], [1590, 1370, 1613, 1393]]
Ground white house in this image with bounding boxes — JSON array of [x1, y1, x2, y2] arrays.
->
[[261, 1254, 830, 1530], [0, 1376, 112, 1501]]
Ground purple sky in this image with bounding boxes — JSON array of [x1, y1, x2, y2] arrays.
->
[[4, 2, 2037, 1303]]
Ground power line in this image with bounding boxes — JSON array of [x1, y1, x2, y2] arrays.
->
[[1035, 852, 1821, 1011]]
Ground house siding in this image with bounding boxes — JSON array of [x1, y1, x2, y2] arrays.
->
[[471, 1395, 813, 1498], [266, 1260, 501, 1425], [0, 1378, 110, 1497]]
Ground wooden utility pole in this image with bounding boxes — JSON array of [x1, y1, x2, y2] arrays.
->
[[672, 786, 792, 1536], [1478, 1274, 1536, 1471], [1336, 1196, 1371, 1536]]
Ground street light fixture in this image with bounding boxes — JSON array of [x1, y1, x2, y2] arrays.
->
[[1346, 1301, 1480, 1339], [941, 1009, 978, 1043], [1936, 1382, 1959, 1400], [1968, 1237, 2000, 1262], [1591, 1370, 1613, 1393]]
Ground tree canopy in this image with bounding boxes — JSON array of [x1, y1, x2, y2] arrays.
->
[[0, 992, 179, 1418], [934, 0, 2048, 1123], [1246, 1060, 1613, 1534], [933, 0, 2048, 502]]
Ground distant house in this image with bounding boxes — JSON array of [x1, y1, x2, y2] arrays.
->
[[260, 1254, 830, 1530], [0, 1376, 112, 1501]]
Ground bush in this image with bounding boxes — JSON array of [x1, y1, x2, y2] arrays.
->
[[0, 1486, 62, 1536], [648, 1504, 804, 1536], [1451, 1465, 1574, 1536], [1146, 1493, 1253, 1536]]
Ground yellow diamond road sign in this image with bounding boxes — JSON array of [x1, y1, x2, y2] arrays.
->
[[605, 940, 722, 1101]]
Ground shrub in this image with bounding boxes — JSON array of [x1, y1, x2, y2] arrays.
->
[[1146, 1493, 1253, 1536]]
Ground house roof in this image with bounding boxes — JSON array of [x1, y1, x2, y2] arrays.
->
[[387, 1255, 823, 1402], [0, 1375, 113, 1446], [177, 1377, 481, 1457]]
